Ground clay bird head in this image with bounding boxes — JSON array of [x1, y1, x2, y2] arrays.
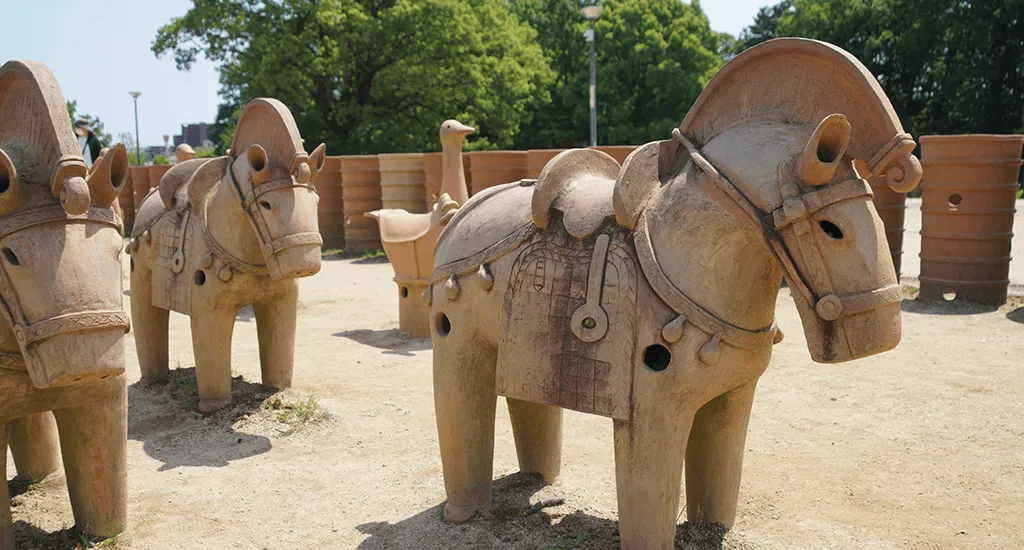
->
[[439, 119, 475, 148]]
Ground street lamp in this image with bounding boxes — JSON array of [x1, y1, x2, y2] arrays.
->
[[128, 91, 141, 165], [580, 3, 603, 147]]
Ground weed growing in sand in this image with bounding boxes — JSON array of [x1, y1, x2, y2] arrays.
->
[[167, 364, 199, 411], [261, 394, 329, 425], [542, 534, 585, 549], [76, 532, 119, 549], [320, 247, 386, 260]]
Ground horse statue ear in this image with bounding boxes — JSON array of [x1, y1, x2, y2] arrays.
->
[[797, 114, 851, 186], [613, 139, 690, 229], [86, 142, 128, 207], [0, 148, 26, 216], [306, 143, 327, 182], [247, 144, 270, 186]]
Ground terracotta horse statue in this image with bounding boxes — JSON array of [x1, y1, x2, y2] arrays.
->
[[130, 98, 325, 412], [426, 39, 922, 549], [0, 60, 131, 547]]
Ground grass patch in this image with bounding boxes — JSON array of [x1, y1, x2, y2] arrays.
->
[[261, 394, 330, 426], [321, 247, 386, 260]]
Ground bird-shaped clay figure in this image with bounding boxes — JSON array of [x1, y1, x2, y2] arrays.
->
[[366, 120, 474, 336]]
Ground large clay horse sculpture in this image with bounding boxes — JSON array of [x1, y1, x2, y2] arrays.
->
[[130, 98, 325, 412], [427, 38, 922, 549], [0, 60, 131, 547]]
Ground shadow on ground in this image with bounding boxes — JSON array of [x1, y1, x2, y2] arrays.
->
[[12, 521, 104, 550], [901, 298, 999, 315], [333, 328, 431, 356], [1006, 307, 1024, 324], [356, 473, 726, 550], [127, 367, 273, 470]]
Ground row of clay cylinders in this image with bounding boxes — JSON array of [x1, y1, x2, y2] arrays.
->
[[340, 155, 383, 252], [312, 157, 344, 249], [918, 134, 1024, 305]]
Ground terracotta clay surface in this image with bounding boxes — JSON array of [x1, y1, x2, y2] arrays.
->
[[130, 165, 150, 215], [378, 153, 427, 213], [129, 98, 324, 412], [869, 174, 910, 277], [919, 134, 1024, 305], [148, 164, 171, 194], [589, 145, 637, 166], [426, 152, 473, 209], [340, 155, 383, 252], [470, 151, 528, 196], [428, 38, 920, 549], [176, 144, 196, 163], [526, 149, 566, 179], [118, 167, 136, 235], [0, 59, 130, 547], [313, 156, 344, 249], [368, 120, 473, 338]]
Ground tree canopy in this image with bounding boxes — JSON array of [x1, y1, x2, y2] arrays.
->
[[154, 0, 727, 153], [737, 0, 1024, 138], [154, 0, 553, 154]]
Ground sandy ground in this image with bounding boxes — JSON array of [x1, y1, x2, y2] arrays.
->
[[7, 249, 1024, 549]]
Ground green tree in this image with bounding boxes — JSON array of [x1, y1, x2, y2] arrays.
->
[[66, 100, 113, 147], [742, 0, 1024, 138], [153, 0, 554, 154], [510, 0, 725, 147], [117, 132, 145, 165]]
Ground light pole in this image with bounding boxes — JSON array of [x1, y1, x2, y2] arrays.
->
[[129, 91, 141, 165], [580, 3, 603, 147]]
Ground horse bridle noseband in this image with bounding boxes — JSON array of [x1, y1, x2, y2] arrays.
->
[[670, 129, 902, 323], [0, 206, 130, 361], [226, 153, 323, 262]]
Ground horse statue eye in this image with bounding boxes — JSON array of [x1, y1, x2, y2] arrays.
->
[[819, 220, 844, 240]]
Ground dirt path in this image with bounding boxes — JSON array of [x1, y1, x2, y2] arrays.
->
[[8, 254, 1024, 549]]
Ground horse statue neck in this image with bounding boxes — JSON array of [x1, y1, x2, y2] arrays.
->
[[644, 162, 784, 332], [205, 172, 266, 267]]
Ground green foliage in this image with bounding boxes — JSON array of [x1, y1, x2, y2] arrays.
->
[[154, 0, 553, 154], [509, 0, 725, 147], [66, 100, 113, 147], [152, 155, 170, 165], [741, 0, 1024, 138], [194, 147, 218, 158]]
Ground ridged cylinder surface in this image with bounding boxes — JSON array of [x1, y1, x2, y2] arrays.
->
[[526, 149, 566, 179], [470, 151, 528, 196], [340, 155, 382, 251], [868, 175, 908, 278], [919, 134, 1024, 304], [424, 152, 442, 210], [118, 171, 135, 236], [313, 156, 344, 249], [148, 164, 172, 192], [378, 153, 427, 213], [130, 166, 150, 215]]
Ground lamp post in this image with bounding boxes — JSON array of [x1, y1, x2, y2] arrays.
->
[[129, 91, 141, 165], [580, 3, 603, 147]]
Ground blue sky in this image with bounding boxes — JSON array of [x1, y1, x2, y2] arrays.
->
[[5, 0, 765, 147]]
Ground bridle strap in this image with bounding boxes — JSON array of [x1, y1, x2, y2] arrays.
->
[[670, 129, 901, 321], [227, 159, 320, 259], [0, 206, 129, 354]]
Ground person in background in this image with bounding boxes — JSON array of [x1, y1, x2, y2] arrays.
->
[[75, 119, 102, 167]]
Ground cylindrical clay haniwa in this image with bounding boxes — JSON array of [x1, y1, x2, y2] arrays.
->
[[919, 134, 1024, 305]]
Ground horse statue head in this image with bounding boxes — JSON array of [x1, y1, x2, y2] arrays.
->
[[0, 60, 130, 387], [186, 98, 325, 280], [614, 38, 922, 363]]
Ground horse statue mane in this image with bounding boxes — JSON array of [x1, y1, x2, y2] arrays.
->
[[614, 38, 923, 230], [184, 98, 321, 209], [0, 61, 88, 206]]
